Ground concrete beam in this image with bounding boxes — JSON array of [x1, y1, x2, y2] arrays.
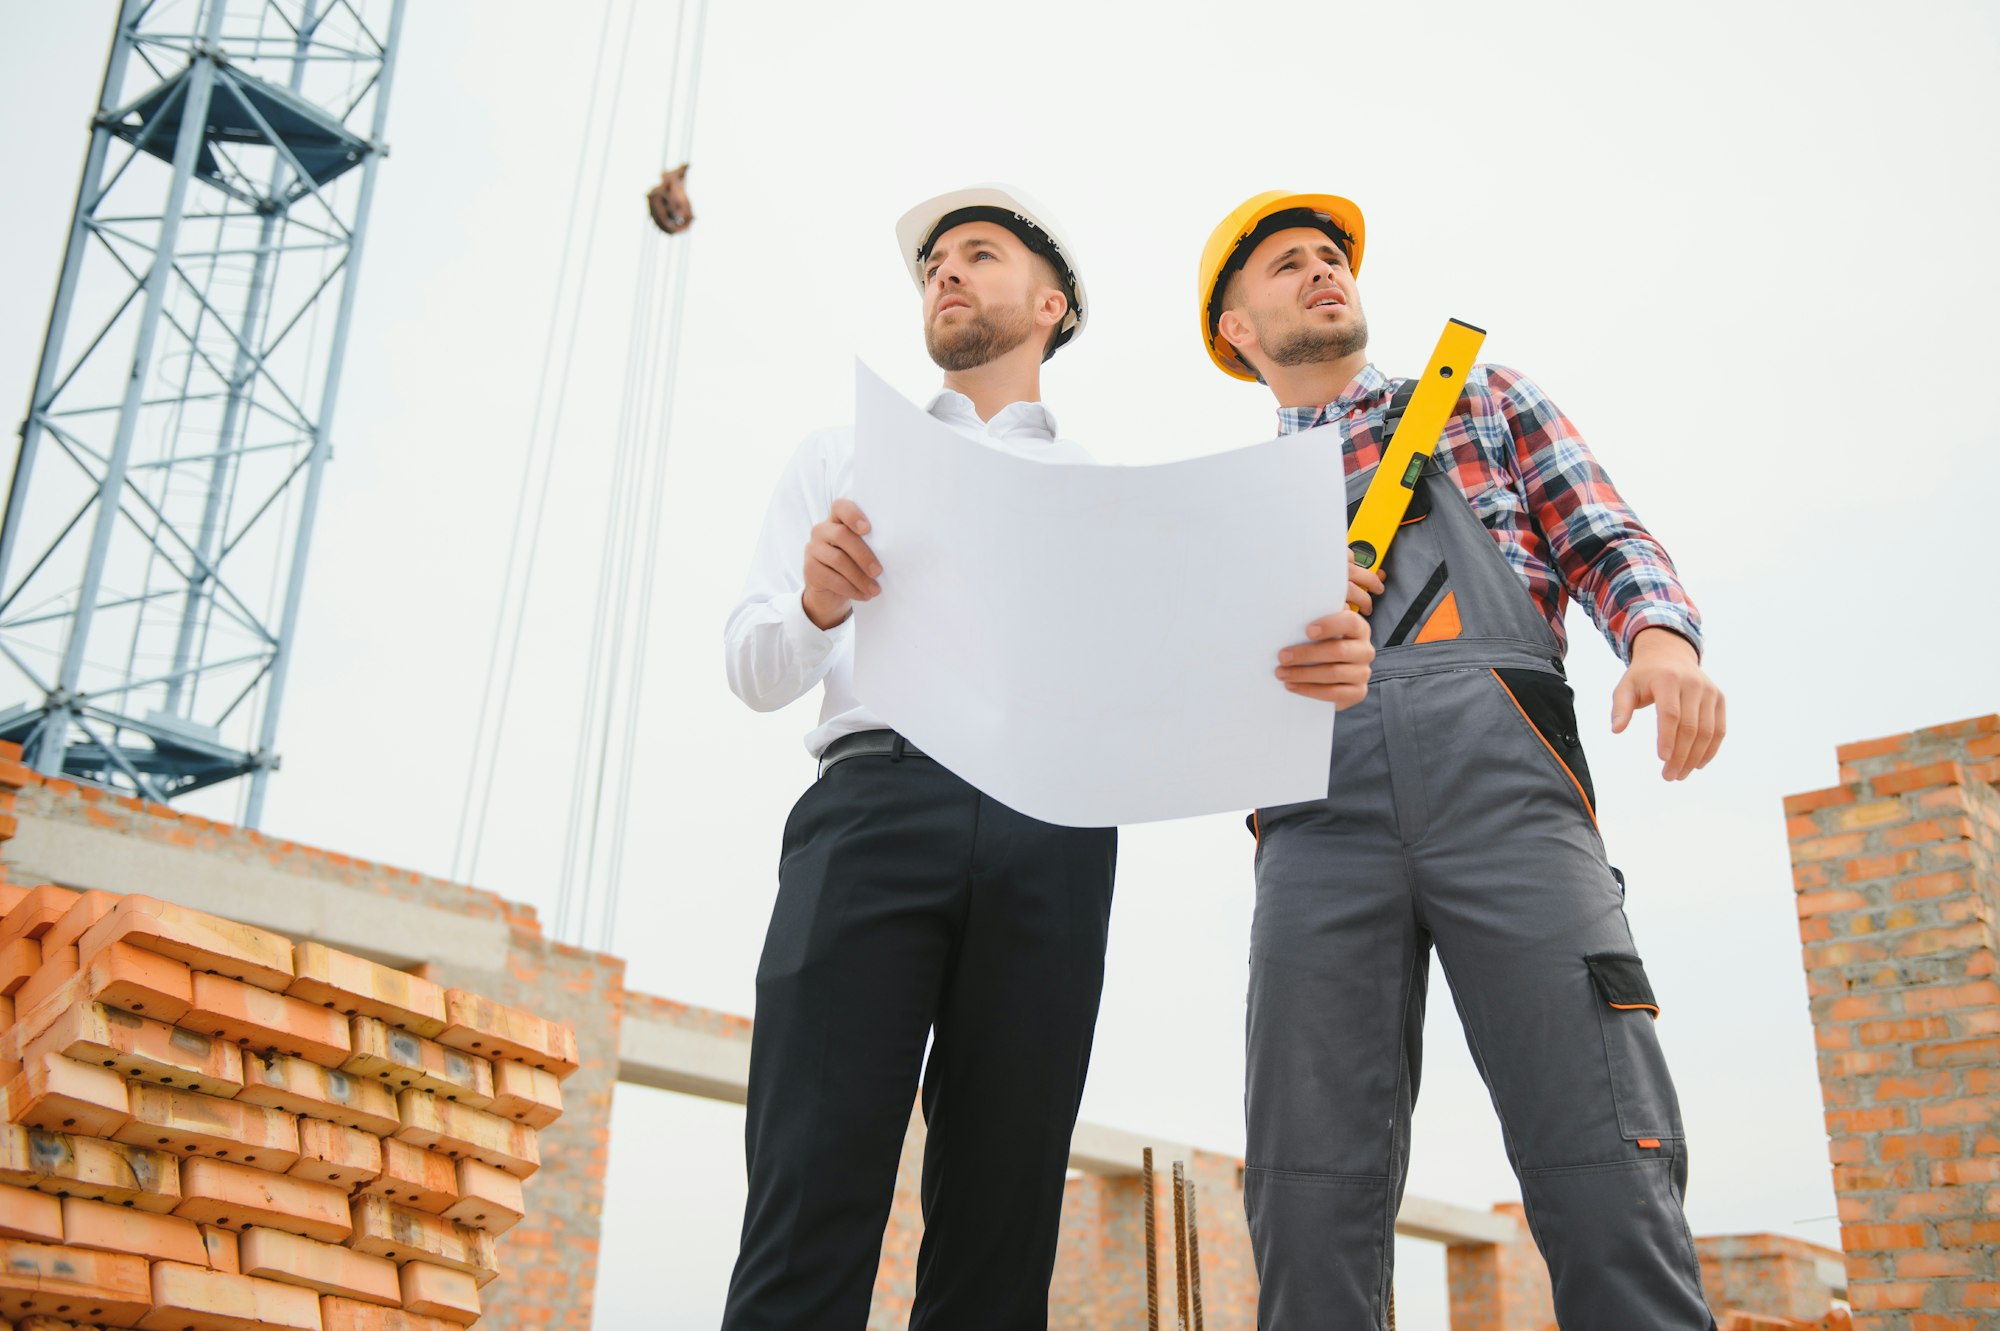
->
[[7, 814, 514, 975], [613, 994, 1519, 1247]]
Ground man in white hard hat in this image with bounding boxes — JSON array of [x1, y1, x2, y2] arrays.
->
[[720, 185, 1266, 1330]]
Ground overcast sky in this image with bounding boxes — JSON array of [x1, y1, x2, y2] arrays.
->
[[4, 2, 1998, 1326]]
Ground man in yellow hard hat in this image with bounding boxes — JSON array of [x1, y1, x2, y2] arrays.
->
[[1200, 191, 1725, 1329]]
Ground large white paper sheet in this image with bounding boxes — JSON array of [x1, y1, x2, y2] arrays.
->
[[850, 360, 1347, 827]]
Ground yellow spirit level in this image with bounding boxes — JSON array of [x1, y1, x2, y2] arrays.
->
[[1347, 317, 1485, 591]]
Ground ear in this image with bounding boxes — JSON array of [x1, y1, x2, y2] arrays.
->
[[1035, 286, 1069, 332], [1216, 307, 1256, 358]]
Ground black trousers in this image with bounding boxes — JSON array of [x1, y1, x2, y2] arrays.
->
[[721, 749, 1118, 1331]]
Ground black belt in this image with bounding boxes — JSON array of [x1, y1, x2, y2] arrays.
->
[[817, 729, 927, 778]]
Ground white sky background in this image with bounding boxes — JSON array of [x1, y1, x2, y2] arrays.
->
[[4, 2, 1999, 1326]]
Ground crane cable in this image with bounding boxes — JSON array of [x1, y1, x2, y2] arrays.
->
[[554, 0, 709, 950], [449, 0, 624, 886]]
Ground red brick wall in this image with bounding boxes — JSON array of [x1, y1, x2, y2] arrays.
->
[[1785, 714, 2000, 1329]]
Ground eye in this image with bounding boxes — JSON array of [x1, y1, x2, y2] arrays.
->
[[1277, 261, 1296, 271], [925, 264, 940, 280], [975, 250, 995, 260]]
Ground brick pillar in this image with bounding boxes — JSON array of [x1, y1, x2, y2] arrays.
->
[[1785, 714, 2000, 1328], [1695, 1233, 1846, 1320], [1445, 1202, 1554, 1331]]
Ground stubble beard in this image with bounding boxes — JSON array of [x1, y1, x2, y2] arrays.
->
[[926, 299, 1036, 372], [1262, 308, 1370, 368]]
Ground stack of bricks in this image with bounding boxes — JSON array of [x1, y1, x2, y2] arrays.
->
[[1785, 712, 2000, 1329], [0, 885, 579, 1330]]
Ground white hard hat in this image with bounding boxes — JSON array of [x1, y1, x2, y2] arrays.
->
[[894, 183, 1088, 358]]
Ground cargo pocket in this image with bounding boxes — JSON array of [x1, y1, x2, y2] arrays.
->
[[1584, 952, 1684, 1143]]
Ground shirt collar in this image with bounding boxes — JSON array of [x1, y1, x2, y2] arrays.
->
[[925, 388, 1059, 441], [1274, 363, 1392, 436]]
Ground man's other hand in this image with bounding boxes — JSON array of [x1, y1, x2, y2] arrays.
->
[[1276, 608, 1375, 710], [802, 498, 880, 630], [1611, 627, 1726, 781]]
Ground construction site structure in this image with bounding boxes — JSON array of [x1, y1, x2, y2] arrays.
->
[[1, 0, 405, 825], [14, 706, 1997, 1325]]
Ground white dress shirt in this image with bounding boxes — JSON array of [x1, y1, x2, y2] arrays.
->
[[724, 389, 1093, 757]]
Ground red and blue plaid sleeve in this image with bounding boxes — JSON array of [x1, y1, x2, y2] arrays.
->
[[1482, 366, 1703, 662]]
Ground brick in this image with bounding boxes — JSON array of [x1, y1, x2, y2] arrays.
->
[[0, 1184, 62, 1243], [0, 937, 41, 997], [184, 973, 350, 1066], [0, 1239, 150, 1324], [77, 896, 292, 992], [0, 1124, 180, 1212], [1838, 732, 1912, 766], [1915, 1037, 2000, 1068], [0, 883, 25, 917], [37, 893, 118, 957], [1835, 799, 1911, 831], [116, 1084, 300, 1173], [359, 1139, 458, 1214], [239, 1226, 400, 1305], [1, 1052, 129, 1137], [1785, 785, 1860, 816], [442, 1159, 522, 1235], [290, 944, 446, 1038], [288, 1119, 383, 1189], [0, 888, 81, 947], [28, 1001, 243, 1099], [136, 1261, 323, 1331], [343, 1018, 492, 1108], [1848, 1279, 1927, 1309], [1894, 1247, 1981, 1278], [1931, 1156, 2000, 1184], [1874, 760, 1968, 795], [487, 1059, 562, 1129], [59, 1194, 207, 1265], [1872, 1071, 1954, 1100], [174, 1157, 351, 1244], [319, 1296, 462, 1331], [398, 1263, 480, 1325], [348, 1196, 496, 1285], [83, 940, 193, 1024], [13, 946, 76, 1014], [1845, 851, 1923, 882], [1793, 832, 1869, 864], [394, 1090, 538, 1179], [437, 989, 578, 1079], [202, 1224, 239, 1273], [1904, 979, 2000, 1013], [1798, 889, 1870, 917], [239, 1053, 398, 1136], [1842, 1222, 1928, 1251]]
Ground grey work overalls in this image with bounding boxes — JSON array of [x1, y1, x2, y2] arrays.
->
[[1244, 384, 1717, 1330]]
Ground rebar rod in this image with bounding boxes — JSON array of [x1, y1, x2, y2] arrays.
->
[[1186, 1176, 1205, 1331], [1143, 1147, 1159, 1331], [1172, 1161, 1190, 1331]]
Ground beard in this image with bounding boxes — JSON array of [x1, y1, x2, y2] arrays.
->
[[925, 298, 1037, 372], [1261, 308, 1370, 368]]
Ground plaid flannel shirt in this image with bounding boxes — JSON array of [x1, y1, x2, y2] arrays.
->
[[1277, 363, 1701, 662]]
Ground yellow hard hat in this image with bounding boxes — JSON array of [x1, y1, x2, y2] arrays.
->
[[1197, 191, 1366, 381]]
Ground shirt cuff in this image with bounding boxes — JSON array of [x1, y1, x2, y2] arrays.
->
[[1621, 605, 1704, 663], [776, 590, 846, 666]]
